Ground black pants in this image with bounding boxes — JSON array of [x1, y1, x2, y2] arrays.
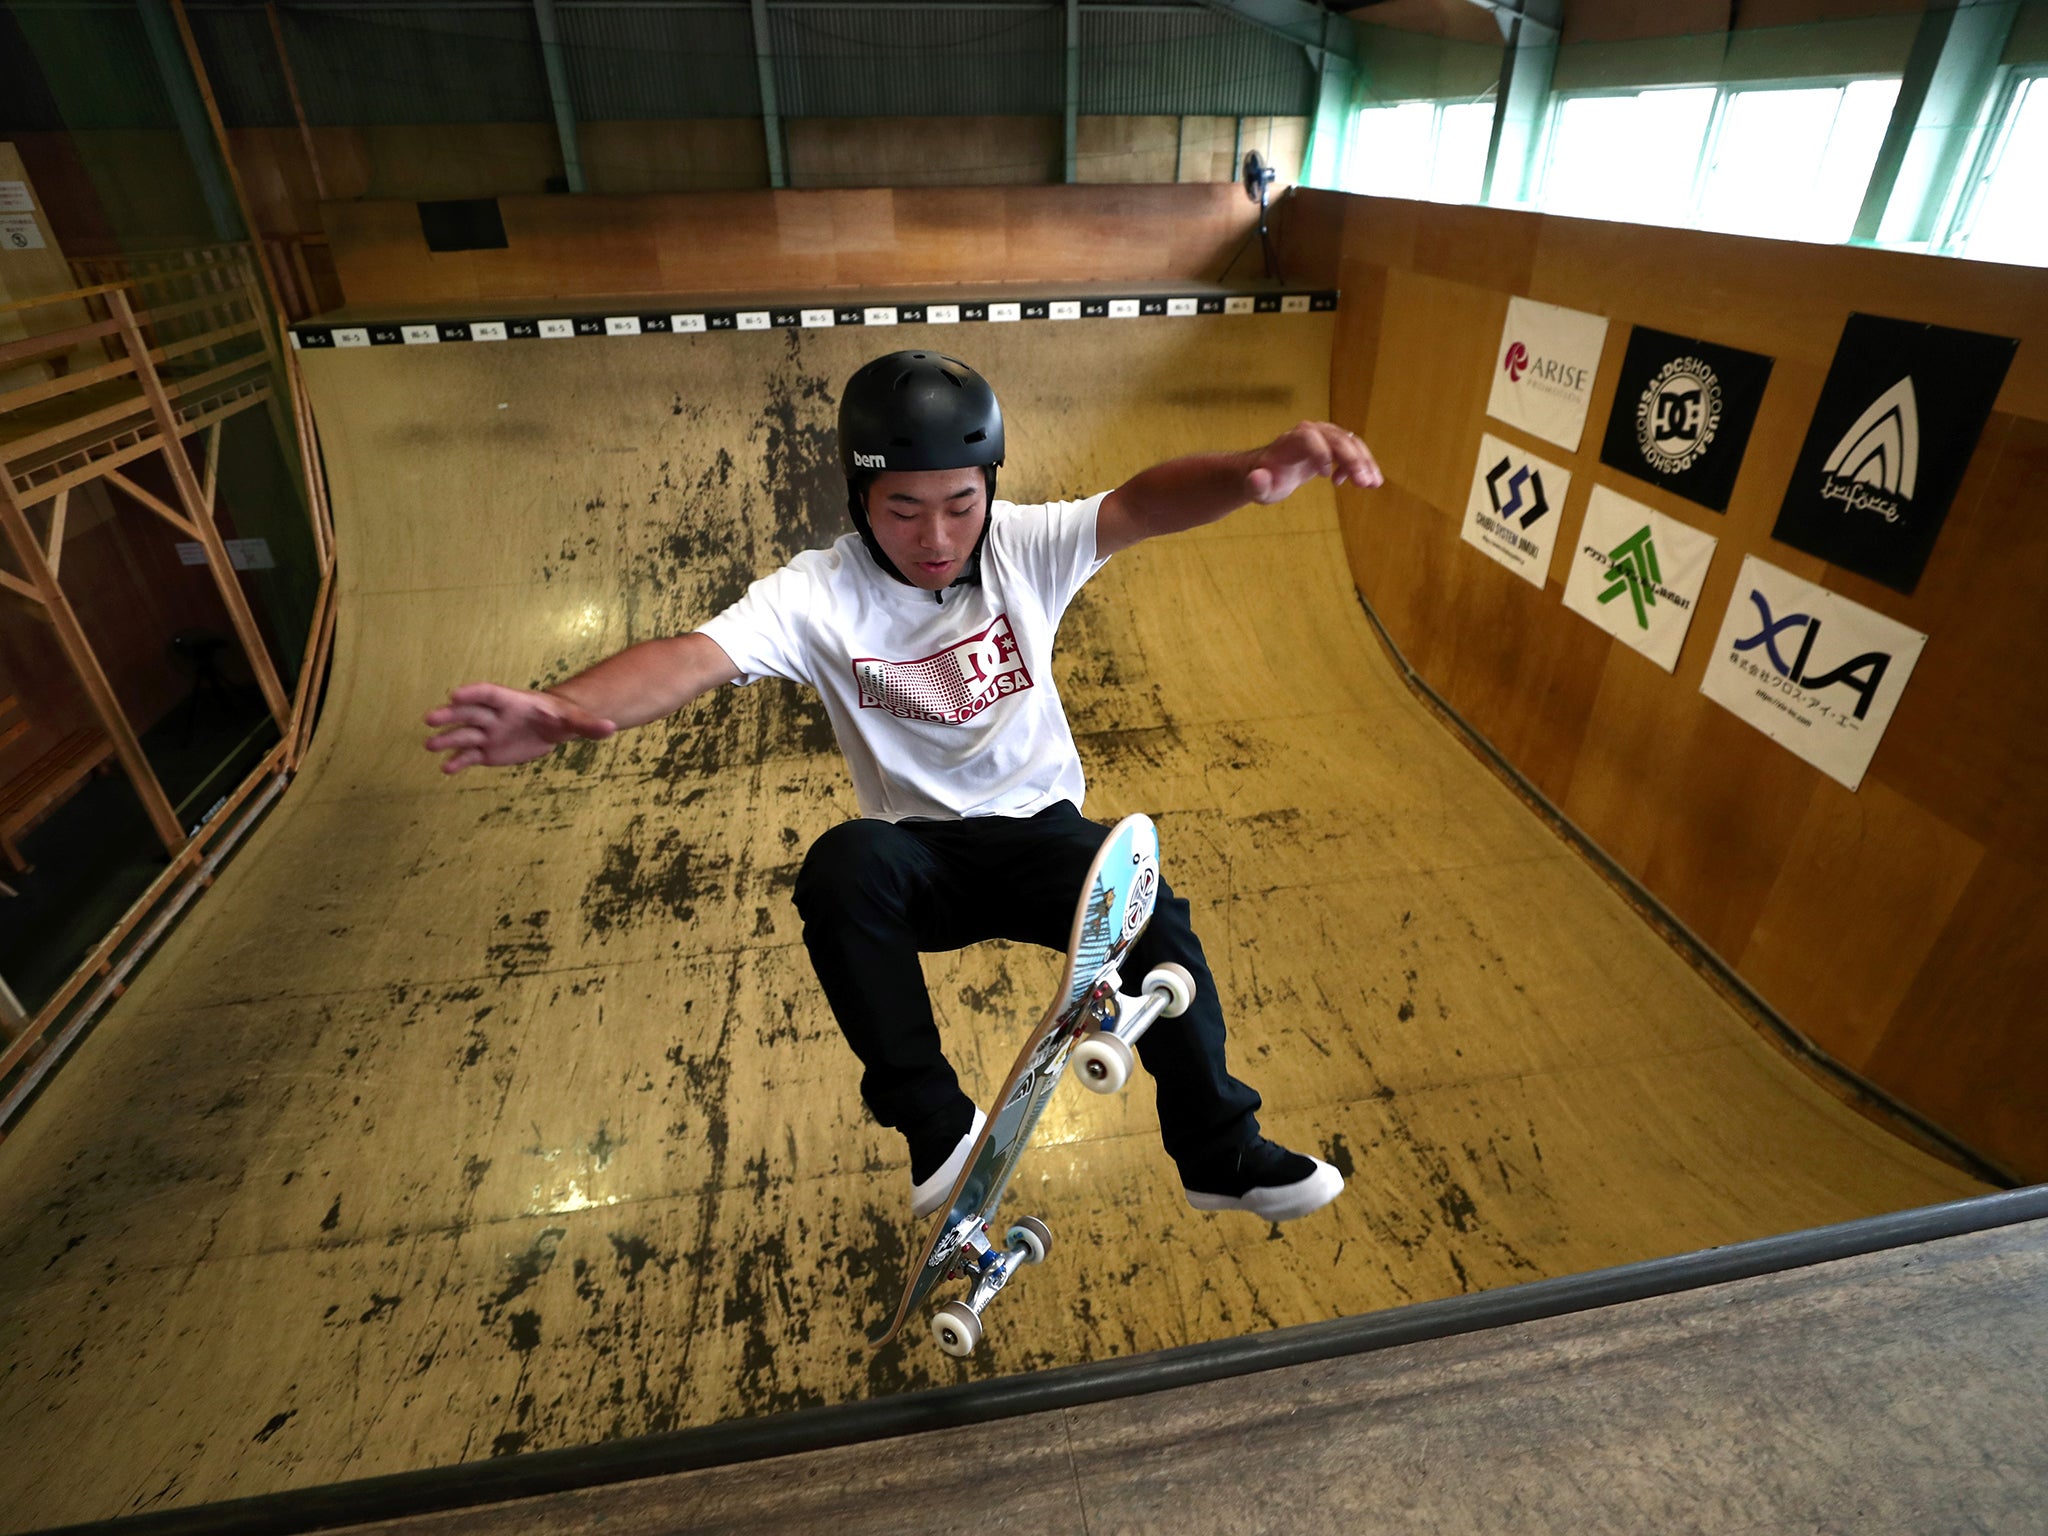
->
[[792, 800, 1261, 1170]]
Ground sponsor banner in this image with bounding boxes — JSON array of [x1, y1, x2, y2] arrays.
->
[[1599, 326, 1773, 513], [1562, 485, 1718, 672], [1771, 313, 2017, 595], [1461, 433, 1572, 588], [1699, 555, 1926, 791], [1487, 296, 1609, 452]]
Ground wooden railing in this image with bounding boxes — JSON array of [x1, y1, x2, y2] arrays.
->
[[0, 256, 337, 1105]]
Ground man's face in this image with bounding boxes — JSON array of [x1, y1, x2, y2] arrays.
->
[[863, 467, 987, 590]]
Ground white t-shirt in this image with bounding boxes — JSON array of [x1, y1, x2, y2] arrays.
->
[[696, 495, 1110, 822]]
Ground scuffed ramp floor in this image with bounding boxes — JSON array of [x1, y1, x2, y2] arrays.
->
[[325, 1214, 2048, 1536], [0, 316, 1984, 1530]]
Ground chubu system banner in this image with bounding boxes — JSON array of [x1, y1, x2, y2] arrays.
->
[[1487, 297, 1610, 452], [1771, 313, 2018, 594], [1462, 433, 1572, 588], [1699, 555, 1927, 791], [1562, 486, 1719, 672], [1599, 326, 1773, 512]]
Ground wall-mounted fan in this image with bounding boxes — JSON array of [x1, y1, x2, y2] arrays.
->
[[1224, 148, 1284, 285]]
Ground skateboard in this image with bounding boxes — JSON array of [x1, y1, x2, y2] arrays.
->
[[867, 812, 1196, 1357]]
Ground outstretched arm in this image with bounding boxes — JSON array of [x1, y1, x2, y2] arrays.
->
[[423, 631, 742, 775], [1093, 421, 1382, 559]]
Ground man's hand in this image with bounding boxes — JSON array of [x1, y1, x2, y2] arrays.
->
[[424, 683, 617, 774], [1243, 420, 1383, 505]]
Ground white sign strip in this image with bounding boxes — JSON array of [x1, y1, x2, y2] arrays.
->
[[605, 316, 641, 336], [927, 304, 960, 324], [401, 324, 438, 345], [801, 308, 834, 328], [1562, 485, 1719, 672], [1049, 300, 1080, 321], [1460, 433, 1572, 589], [671, 313, 707, 333], [538, 318, 574, 339], [1698, 554, 1927, 791], [1108, 299, 1140, 319], [1224, 296, 1255, 316], [985, 302, 1019, 323], [1281, 294, 1310, 314], [1487, 296, 1609, 453], [736, 311, 770, 331], [472, 321, 508, 341], [1167, 297, 1198, 317], [864, 307, 898, 326], [333, 328, 370, 348]]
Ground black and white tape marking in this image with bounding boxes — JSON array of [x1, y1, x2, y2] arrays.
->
[[289, 290, 1339, 349]]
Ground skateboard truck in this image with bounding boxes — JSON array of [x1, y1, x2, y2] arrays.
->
[[930, 1214, 1053, 1357], [1069, 962, 1196, 1095]]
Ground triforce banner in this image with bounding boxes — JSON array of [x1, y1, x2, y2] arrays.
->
[[1462, 433, 1572, 588], [1562, 486, 1719, 673], [1770, 313, 2018, 594], [1486, 296, 1610, 452], [1599, 326, 1773, 513], [1698, 555, 1927, 791]]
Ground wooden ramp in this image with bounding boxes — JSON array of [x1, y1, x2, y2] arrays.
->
[[0, 313, 1987, 1531]]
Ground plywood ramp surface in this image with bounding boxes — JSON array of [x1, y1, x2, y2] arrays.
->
[[0, 317, 1984, 1530]]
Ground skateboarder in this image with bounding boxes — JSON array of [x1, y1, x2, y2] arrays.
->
[[425, 350, 1381, 1224]]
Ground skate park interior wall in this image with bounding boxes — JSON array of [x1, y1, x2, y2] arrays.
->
[[318, 184, 1271, 311], [1285, 189, 2048, 1182]]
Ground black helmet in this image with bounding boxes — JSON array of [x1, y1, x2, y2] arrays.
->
[[838, 351, 1004, 593], [838, 351, 1004, 476]]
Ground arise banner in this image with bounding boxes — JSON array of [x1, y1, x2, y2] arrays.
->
[[1486, 296, 1609, 452], [1462, 433, 1572, 589], [1698, 555, 1927, 791], [1562, 486, 1718, 672]]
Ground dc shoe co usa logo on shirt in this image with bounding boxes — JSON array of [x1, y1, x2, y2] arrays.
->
[[852, 616, 1034, 724]]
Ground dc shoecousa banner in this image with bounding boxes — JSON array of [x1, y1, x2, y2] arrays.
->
[[1599, 326, 1774, 513], [1698, 555, 1927, 792], [1462, 433, 1573, 589], [1770, 313, 2018, 595], [1487, 297, 1610, 453], [1562, 485, 1719, 673]]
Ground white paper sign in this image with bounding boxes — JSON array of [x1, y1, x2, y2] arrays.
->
[[1488, 296, 1609, 452], [1462, 433, 1572, 589], [0, 214, 47, 251], [1698, 555, 1926, 791], [0, 181, 33, 213], [1563, 486, 1719, 672], [176, 538, 275, 571]]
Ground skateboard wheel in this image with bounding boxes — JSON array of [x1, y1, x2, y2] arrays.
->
[[1008, 1215, 1052, 1265], [932, 1301, 982, 1358], [1072, 1031, 1135, 1094], [1144, 962, 1196, 1018]]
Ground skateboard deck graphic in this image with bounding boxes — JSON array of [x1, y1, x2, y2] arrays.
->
[[868, 813, 1162, 1350]]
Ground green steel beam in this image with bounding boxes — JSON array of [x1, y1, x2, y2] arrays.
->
[[137, 0, 241, 240], [751, 0, 787, 189], [1481, 1, 1561, 207], [533, 0, 586, 193], [1853, 0, 2018, 247], [1066, 0, 1080, 183]]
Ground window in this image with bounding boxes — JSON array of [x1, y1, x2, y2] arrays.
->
[[1696, 80, 1900, 243], [1345, 98, 1495, 204], [1536, 78, 1899, 243], [1947, 72, 2048, 267], [1538, 88, 1718, 226]]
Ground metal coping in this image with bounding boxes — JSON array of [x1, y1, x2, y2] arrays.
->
[[287, 291, 1340, 349], [33, 1185, 2048, 1536]]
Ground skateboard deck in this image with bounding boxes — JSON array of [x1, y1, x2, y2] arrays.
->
[[868, 812, 1161, 1349]]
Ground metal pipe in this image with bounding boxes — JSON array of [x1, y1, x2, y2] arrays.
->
[[750, 0, 787, 189], [532, 0, 586, 193]]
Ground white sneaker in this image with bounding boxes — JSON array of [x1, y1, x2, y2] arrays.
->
[[910, 1106, 987, 1220], [1182, 1137, 1345, 1221]]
